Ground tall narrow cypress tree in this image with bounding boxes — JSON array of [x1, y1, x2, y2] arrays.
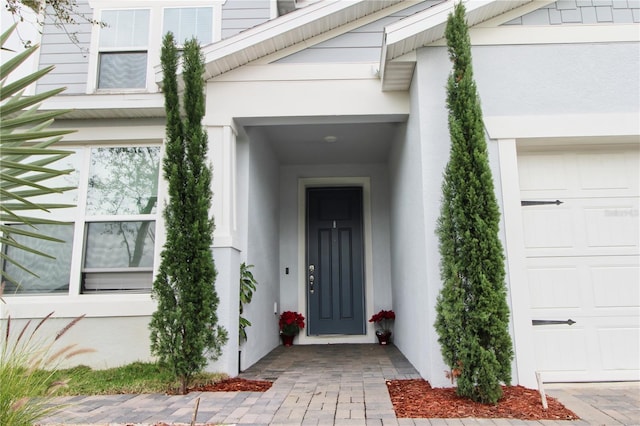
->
[[150, 33, 228, 395], [434, 3, 513, 404]]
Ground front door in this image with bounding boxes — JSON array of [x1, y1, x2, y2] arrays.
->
[[306, 187, 365, 335]]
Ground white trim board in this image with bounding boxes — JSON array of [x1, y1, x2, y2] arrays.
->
[[485, 113, 640, 141]]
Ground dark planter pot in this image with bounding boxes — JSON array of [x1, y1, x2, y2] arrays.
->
[[376, 330, 392, 345], [281, 334, 295, 346]]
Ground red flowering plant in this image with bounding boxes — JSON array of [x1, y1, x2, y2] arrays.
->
[[279, 311, 305, 336], [369, 309, 395, 335]]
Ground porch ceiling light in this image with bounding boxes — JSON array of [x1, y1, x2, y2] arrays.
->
[[324, 135, 337, 143]]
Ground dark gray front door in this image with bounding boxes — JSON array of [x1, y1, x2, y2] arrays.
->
[[306, 187, 365, 335]]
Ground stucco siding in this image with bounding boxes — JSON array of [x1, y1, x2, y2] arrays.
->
[[503, 0, 640, 25], [36, 1, 92, 94], [470, 42, 640, 117], [241, 130, 282, 370], [277, 1, 440, 63], [222, 0, 271, 39], [388, 49, 446, 385]]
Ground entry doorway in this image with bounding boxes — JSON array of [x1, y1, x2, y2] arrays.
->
[[306, 187, 366, 335]]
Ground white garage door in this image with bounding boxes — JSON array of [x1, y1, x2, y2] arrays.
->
[[519, 145, 640, 382]]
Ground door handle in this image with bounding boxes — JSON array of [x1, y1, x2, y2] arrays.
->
[[309, 264, 315, 294]]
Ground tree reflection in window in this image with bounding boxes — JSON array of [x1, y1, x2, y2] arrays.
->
[[87, 147, 160, 216], [85, 147, 160, 269]]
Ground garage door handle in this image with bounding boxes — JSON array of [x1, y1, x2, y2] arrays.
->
[[521, 200, 563, 206], [532, 319, 576, 326]]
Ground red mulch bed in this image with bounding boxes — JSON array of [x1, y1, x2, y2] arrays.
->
[[189, 377, 273, 392], [387, 379, 579, 420]]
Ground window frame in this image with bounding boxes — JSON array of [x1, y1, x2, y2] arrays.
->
[[87, 1, 224, 94], [0, 143, 162, 297]]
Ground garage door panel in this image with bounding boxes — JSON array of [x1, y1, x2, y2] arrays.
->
[[598, 327, 640, 371], [523, 208, 574, 249], [533, 327, 589, 371], [584, 201, 639, 249], [519, 153, 569, 193], [524, 198, 639, 257], [527, 266, 581, 310], [528, 256, 638, 315], [592, 265, 640, 309], [577, 151, 639, 193], [520, 149, 639, 198], [519, 146, 639, 382]]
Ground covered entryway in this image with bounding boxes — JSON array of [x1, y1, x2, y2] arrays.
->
[[306, 187, 366, 335], [518, 144, 640, 382]]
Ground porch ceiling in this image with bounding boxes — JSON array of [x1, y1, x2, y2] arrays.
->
[[249, 122, 402, 165]]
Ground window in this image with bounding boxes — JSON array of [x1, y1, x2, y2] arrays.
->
[[2, 224, 74, 295], [164, 7, 213, 45], [89, 3, 222, 93], [82, 147, 160, 293], [98, 9, 150, 89], [1, 145, 161, 295]]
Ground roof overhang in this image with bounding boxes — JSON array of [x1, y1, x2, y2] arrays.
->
[[380, 0, 545, 91], [154, 0, 406, 84]]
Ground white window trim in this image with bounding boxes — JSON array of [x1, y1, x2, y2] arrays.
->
[[87, 1, 224, 94]]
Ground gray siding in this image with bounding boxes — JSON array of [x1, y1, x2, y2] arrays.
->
[[277, 1, 441, 63], [221, 0, 271, 39], [504, 0, 640, 25], [36, 1, 92, 94], [36, 0, 273, 94]]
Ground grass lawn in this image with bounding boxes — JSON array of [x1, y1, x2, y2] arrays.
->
[[38, 362, 227, 395]]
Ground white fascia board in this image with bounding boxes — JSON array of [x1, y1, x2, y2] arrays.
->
[[428, 23, 640, 46], [485, 113, 640, 140], [41, 93, 163, 110]]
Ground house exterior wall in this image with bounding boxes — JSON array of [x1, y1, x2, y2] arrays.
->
[[388, 71, 433, 383], [241, 129, 282, 370], [35, 0, 273, 94], [222, 0, 272, 39], [504, 0, 640, 25], [405, 40, 638, 386], [390, 43, 513, 388], [37, 1, 92, 94], [470, 42, 639, 117]]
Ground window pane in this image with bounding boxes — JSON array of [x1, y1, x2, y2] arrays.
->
[[86, 147, 160, 215], [82, 271, 152, 293], [100, 9, 150, 48], [98, 52, 147, 89], [84, 221, 155, 269], [164, 7, 213, 45], [11, 149, 81, 220], [2, 224, 74, 295]]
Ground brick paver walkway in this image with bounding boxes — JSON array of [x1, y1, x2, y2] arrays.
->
[[39, 344, 640, 425]]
